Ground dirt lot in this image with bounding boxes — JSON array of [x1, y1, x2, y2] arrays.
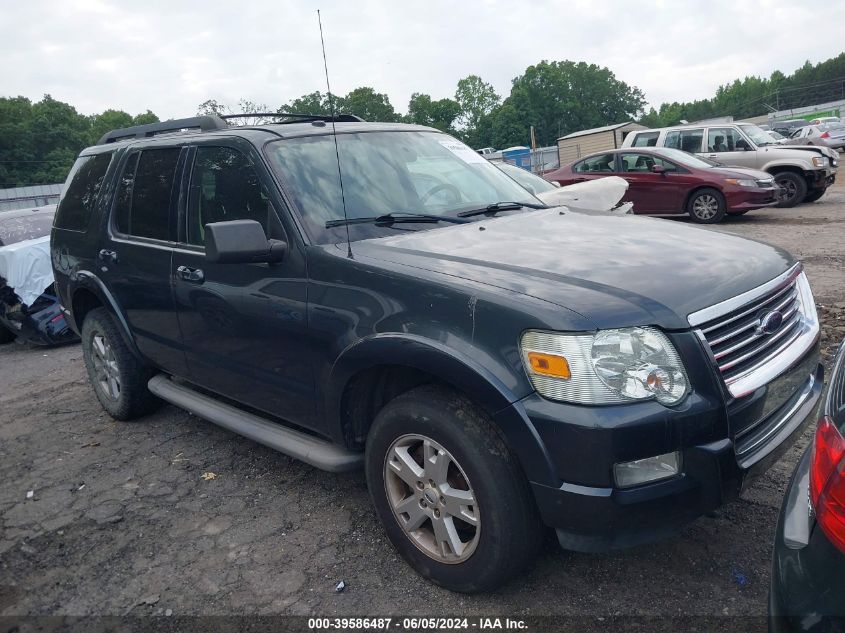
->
[[1, 184, 843, 626]]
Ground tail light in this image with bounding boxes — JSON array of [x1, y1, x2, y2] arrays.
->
[[820, 132, 831, 139], [810, 416, 845, 553]]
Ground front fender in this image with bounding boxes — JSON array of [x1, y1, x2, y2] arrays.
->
[[326, 333, 559, 486]]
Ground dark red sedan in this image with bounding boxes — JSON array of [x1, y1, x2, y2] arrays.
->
[[544, 147, 780, 223]]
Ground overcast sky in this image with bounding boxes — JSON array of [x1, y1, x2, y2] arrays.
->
[[4, 0, 845, 120]]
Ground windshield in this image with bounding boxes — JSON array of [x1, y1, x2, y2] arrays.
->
[[265, 131, 539, 244], [652, 147, 721, 168], [0, 210, 55, 247], [496, 162, 558, 194], [738, 124, 773, 146]]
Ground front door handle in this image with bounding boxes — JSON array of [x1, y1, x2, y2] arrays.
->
[[176, 265, 204, 283], [98, 249, 118, 263]]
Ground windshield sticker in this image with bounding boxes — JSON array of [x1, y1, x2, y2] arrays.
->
[[439, 140, 487, 164]]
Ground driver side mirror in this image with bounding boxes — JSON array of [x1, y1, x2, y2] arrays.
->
[[651, 164, 666, 174], [204, 219, 287, 264]]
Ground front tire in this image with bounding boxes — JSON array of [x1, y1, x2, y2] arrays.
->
[[773, 172, 807, 208], [365, 385, 543, 593], [687, 188, 726, 223], [81, 307, 160, 420]]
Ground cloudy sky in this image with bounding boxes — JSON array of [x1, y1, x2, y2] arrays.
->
[[4, 0, 844, 120]]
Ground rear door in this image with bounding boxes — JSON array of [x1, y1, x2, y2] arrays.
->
[[171, 139, 315, 426], [99, 146, 188, 376], [617, 152, 685, 213]]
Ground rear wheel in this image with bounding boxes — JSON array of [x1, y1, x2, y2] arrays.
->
[[81, 308, 160, 420], [365, 385, 543, 593], [0, 324, 15, 344], [773, 172, 807, 208], [687, 188, 726, 223]]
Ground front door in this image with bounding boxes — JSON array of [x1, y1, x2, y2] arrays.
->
[[617, 152, 685, 213], [172, 141, 315, 427], [704, 127, 756, 168], [100, 147, 188, 376]]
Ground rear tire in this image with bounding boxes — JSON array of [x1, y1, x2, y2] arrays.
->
[[0, 324, 15, 344], [81, 307, 160, 421], [687, 188, 726, 223], [773, 172, 807, 208], [365, 385, 543, 593]]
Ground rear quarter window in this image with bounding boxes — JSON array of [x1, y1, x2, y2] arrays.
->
[[631, 132, 659, 147], [54, 152, 113, 231]]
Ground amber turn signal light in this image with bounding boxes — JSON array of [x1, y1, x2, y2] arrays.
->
[[526, 352, 571, 379]]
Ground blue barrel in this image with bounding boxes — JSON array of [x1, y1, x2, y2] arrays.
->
[[502, 147, 531, 170]]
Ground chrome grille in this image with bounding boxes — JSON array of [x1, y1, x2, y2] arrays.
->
[[701, 278, 801, 379], [689, 265, 820, 399], [755, 178, 774, 188]]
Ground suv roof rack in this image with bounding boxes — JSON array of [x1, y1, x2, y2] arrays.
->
[[97, 115, 229, 145], [220, 112, 366, 124]]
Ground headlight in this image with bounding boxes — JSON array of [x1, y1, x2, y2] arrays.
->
[[520, 327, 689, 406], [725, 178, 757, 188], [813, 156, 827, 167]]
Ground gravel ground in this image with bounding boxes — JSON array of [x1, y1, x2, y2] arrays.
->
[[0, 184, 843, 626]]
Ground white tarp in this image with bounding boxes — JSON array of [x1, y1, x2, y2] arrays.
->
[[536, 176, 632, 213], [0, 235, 54, 307]]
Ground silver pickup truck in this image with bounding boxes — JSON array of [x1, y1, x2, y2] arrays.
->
[[622, 122, 837, 207]]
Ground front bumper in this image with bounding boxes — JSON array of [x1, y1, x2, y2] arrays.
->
[[726, 187, 780, 212], [0, 300, 78, 346], [513, 350, 823, 553]]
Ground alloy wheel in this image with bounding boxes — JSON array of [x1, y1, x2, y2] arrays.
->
[[383, 434, 480, 564], [692, 194, 719, 220], [777, 178, 798, 203], [91, 333, 120, 400]]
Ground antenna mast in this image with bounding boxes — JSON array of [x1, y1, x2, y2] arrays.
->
[[318, 10, 353, 258]]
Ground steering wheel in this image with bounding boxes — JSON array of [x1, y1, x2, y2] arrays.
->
[[420, 183, 461, 205]]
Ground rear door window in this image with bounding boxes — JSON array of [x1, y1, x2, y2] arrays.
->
[[631, 132, 659, 147], [619, 153, 678, 172], [664, 129, 704, 153], [54, 153, 113, 231], [113, 148, 181, 241], [573, 153, 616, 173]]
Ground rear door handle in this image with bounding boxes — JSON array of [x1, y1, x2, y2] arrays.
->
[[176, 265, 204, 283], [98, 249, 118, 263]]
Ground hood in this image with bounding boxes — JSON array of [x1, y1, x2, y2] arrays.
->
[[354, 209, 795, 330], [711, 166, 773, 181]]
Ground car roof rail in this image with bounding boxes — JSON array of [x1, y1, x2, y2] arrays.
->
[[97, 115, 229, 145], [220, 112, 366, 124]]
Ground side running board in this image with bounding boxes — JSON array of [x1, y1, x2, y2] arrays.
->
[[147, 374, 363, 473]]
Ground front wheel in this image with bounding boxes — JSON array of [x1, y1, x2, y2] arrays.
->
[[365, 385, 543, 593], [773, 172, 807, 208], [687, 188, 726, 223], [81, 308, 160, 420]]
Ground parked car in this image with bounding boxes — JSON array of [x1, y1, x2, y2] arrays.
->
[[53, 115, 822, 592], [769, 339, 845, 631], [768, 130, 789, 144], [496, 162, 560, 195], [788, 123, 845, 152], [808, 116, 840, 126], [771, 119, 810, 137], [622, 123, 836, 207], [0, 205, 77, 346], [544, 147, 779, 223], [475, 147, 497, 155]]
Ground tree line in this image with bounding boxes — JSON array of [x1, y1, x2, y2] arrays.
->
[[3, 52, 845, 189]]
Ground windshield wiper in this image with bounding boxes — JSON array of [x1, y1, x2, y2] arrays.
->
[[326, 212, 469, 229], [457, 200, 549, 218]]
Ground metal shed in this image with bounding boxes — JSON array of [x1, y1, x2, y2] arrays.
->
[[557, 122, 646, 167], [0, 184, 63, 212]]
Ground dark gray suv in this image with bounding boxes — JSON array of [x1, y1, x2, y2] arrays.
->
[[51, 114, 823, 592]]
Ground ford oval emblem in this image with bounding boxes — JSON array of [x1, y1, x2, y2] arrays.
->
[[758, 310, 784, 335]]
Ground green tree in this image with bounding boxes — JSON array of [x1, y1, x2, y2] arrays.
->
[[454, 75, 500, 137], [505, 60, 646, 147], [280, 91, 331, 115], [337, 87, 399, 122], [405, 93, 461, 132]]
